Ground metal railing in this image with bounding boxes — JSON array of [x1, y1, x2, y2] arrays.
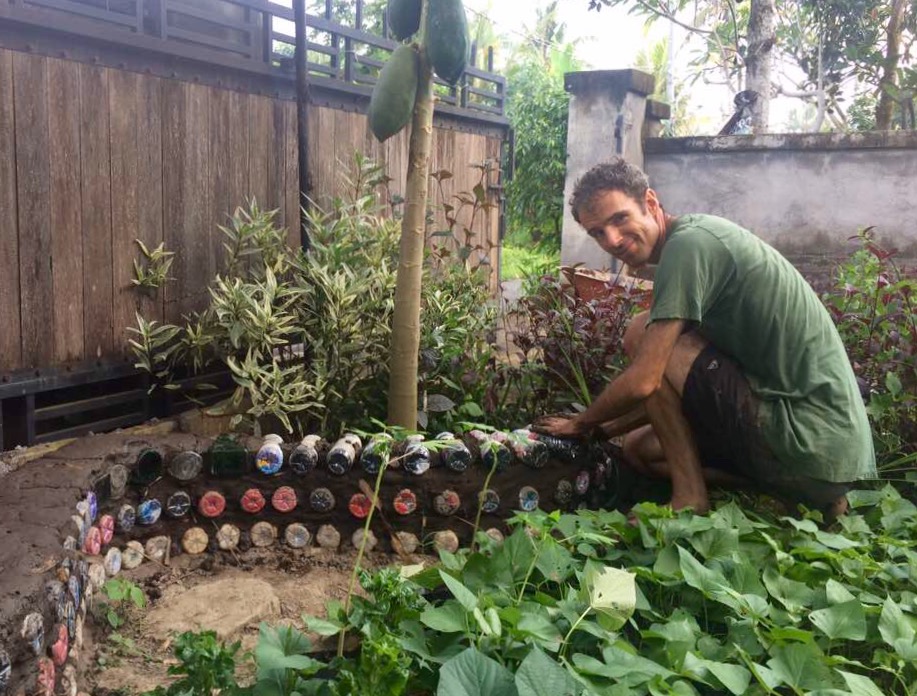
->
[[1, 0, 505, 116]]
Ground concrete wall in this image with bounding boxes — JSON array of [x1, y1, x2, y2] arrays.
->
[[644, 132, 917, 255]]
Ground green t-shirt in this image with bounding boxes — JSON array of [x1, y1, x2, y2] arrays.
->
[[649, 214, 876, 483]]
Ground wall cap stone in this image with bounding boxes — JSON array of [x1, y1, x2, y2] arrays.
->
[[646, 130, 917, 154], [646, 99, 671, 120], [564, 69, 655, 97]]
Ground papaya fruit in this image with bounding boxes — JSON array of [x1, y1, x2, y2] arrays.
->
[[425, 0, 469, 85], [387, 0, 422, 41], [368, 44, 419, 142]]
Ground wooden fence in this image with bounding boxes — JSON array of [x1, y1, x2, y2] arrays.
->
[[0, 0, 509, 378]]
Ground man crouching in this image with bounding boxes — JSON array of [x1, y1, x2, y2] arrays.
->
[[536, 158, 875, 516]]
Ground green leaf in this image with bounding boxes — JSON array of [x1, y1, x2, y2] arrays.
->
[[440, 570, 479, 611], [838, 670, 885, 696], [885, 370, 903, 396], [585, 566, 636, 630], [677, 547, 728, 598], [535, 537, 574, 583], [809, 600, 867, 641], [437, 647, 518, 696], [515, 648, 579, 696], [766, 643, 833, 692], [304, 616, 342, 636], [516, 613, 563, 650], [683, 654, 751, 695], [421, 602, 468, 633]]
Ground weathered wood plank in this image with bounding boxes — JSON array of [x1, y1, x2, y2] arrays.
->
[[80, 64, 114, 358], [186, 83, 212, 315], [0, 49, 22, 372], [267, 98, 285, 223], [227, 90, 250, 217], [333, 109, 359, 194], [14, 53, 53, 367], [313, 105, 338, 210], [247, 95, 270, 212], [110, 69, 142, 357], [161, 79, 187, 324], [48, 58, 84, 364], [209, 86, 232, 274], [137, 74, 164, 324], [283, 100, 299, 248]]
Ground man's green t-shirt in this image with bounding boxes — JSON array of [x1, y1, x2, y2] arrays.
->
[[649, 214, 875, 483]]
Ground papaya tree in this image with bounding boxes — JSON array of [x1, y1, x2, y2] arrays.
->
[[369, 0, 469, 429]]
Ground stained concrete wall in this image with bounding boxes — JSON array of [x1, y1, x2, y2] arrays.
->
[[561, 70, 655, 270], [643, 132, 917, 255]]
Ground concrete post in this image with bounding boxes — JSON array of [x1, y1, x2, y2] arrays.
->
[[560, 69, 655, 270]]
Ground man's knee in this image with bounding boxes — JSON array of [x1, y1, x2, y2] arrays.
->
[[623, 311, 650, 358]]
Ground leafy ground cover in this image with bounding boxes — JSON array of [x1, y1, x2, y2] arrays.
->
[[148, 485, 917, 695]]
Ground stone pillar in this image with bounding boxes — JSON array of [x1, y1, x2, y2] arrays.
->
[[560, 69, 655, 270]]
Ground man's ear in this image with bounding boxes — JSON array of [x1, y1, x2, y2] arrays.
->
[[644, 188, 660, 214]]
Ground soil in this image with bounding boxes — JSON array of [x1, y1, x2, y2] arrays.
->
[[0, 419, 408, 695], [85, 544, 403, 695]]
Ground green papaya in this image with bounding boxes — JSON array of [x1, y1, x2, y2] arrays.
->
[[387, 0, 422, 41], [369, 44, 420, 142], [425, 0, 469, 85]]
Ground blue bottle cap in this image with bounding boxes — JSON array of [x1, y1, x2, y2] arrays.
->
[[117, 504, 136, 532], [137, 499, 163, 526], [518, 486, 539, 512]]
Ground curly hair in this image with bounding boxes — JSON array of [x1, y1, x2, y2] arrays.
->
[[569, 158, 650, 223]]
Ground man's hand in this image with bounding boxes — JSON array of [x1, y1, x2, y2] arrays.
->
[[531, 413, 589, 439]]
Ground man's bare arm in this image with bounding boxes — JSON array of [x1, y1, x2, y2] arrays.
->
[[535, 318, 686, 437]]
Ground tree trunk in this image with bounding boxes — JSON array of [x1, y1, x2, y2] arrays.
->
[[746, 0, 776, 133], [387, 54, 434, 429], [876, 0, 908, 130]]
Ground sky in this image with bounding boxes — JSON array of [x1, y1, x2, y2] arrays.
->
[[460, 0, 759, 134]]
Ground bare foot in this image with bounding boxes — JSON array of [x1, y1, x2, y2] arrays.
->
[[824, 495, 848, 523], [669, 497, 710, 515]]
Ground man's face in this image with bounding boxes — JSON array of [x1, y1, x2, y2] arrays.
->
[[577, 188, 663, 268]]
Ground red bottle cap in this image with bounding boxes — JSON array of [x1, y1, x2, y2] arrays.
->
[[393, 489, 417, 516], [198, 491, 226, 518], [348, 493, 372, 519], [241, 488, 266, 514], [271, 486, 298, 513]]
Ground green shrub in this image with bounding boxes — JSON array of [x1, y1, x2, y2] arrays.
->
[[822, 229, 917, 467], [129, 154, 498, 437]]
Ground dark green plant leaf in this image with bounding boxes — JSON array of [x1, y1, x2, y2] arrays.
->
[[809, 600, 867, 641], [437, 647, 518, 696], [515, 648, 579, 696]]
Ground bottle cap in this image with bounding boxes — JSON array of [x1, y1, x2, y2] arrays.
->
[[433, 489, 461, 516], [575, 470, 591, 495], [117, 504, 136, 532], [241, 488, 266, 514], [137, 499, 163, 526], [169, 451, 203, 481], [316, 524, 340, 549], [255, 441, 284, 475], [181, 527, 209, 555], [285, 523, 312, 548], [309, 487, 335, 513], [393, 489, 417, 515], [518, 486, 540, 512], [122, 541, 144, 570], [103, 548, 122, 577], [251, 522, 277, 547], [348, 493, 372, 519], [98, 514, 115, 545], [166, 491, 192, 518], [198, 491, 226, 518], [217, 524, 241, 551], [479, 489, 500, 514], [352, 528, 377, 551], [433, 530, 459, 553], [82, 527, 102, 556], [271, 486, 298, 513], [554, 479, 574, 506]]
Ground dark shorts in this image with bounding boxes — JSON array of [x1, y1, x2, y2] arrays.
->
[[682, 344, 850, 509]]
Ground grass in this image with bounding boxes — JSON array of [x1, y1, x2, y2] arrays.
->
[[501, 243, 559, 281]]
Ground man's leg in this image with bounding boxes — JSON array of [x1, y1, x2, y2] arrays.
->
[[619, 316, 710, 510]]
